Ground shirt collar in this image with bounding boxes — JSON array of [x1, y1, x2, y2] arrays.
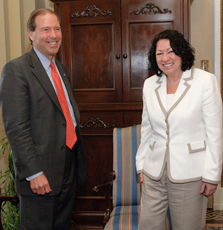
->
[[33, 47, 55, 71]]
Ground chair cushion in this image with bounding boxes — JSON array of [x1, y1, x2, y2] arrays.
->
[[104, 205, 140, 230]]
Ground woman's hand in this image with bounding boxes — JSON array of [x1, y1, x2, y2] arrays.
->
[[200, 182, 218, 197], [140, 173, 143, 184]]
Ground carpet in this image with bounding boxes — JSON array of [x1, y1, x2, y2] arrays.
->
[[206, 210, 223, 229]]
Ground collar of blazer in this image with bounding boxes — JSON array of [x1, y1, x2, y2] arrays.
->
[[28, 48, 70, 115], [154, 68, 194, 118]]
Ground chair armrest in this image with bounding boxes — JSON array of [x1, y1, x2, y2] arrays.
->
[[92, 171, 115, 192], [92, 171, 115, 227], [0, 195, 19, 206], [92, 181, 113, 193]]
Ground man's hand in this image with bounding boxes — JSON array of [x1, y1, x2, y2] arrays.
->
[[30, 174, 52, 195], [200, 182, 218, 197]]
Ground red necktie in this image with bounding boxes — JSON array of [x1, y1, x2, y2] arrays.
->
[[50, 61, 77, 149]]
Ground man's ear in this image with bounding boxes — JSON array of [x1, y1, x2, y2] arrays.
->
[[27, 30, 34, 43]]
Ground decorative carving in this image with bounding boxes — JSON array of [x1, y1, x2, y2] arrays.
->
[[80, 118, 115, 129], [71, 5, 112, 18], [130, 3, 172, 16]]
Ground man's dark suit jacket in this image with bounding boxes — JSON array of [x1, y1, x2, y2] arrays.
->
[[0, 48, 87, 196]]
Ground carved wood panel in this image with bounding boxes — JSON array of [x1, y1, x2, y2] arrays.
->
[[122, 0, 189, 102], [69, 0, 122, 103]]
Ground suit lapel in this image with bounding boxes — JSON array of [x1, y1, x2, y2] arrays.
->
[[55, 60, 80, 123], [155, 68, 194, 118], [28, 49, 62, 113], [55, 60, 74, 107]]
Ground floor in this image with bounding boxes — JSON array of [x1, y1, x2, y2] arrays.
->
[[73, 209, 223, 229], [206, 209, 223, 229]]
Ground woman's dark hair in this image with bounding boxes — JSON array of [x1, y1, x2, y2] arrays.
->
[[148, 29, 195, 76]]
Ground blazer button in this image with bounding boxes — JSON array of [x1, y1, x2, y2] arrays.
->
[[62, 123, 66, 128]]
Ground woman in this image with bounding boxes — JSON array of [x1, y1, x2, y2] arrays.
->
[[136, 29, 222, 230]]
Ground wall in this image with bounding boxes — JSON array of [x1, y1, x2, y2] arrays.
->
[[190, 0, 213, 73], [191, 0, 223, 210]]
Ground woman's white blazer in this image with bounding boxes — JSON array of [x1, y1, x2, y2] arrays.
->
[[136, 68, 223, 184]]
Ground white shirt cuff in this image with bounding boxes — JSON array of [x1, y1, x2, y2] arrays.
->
[[26, 172, 43, 181]]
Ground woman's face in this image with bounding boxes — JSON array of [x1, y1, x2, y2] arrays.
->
[[155, 39, 183, 78]]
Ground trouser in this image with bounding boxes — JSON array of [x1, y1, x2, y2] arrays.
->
[[19, 147, 77, 230], [138, 164, 208, 230]]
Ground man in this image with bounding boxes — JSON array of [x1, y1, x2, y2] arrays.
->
[[0, 8, 87, 230]]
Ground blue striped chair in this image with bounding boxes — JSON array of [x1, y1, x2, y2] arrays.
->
[[104, 125, 141, 230], [93, 125, 172, 230]]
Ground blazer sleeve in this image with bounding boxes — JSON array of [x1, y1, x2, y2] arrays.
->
[[202, 73, 223, 184], [136, 80, 153, 173], [0, 60, 42, 180]]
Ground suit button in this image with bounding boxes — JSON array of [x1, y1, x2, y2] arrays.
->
[[61, 146, 66, 151], [62, 123, 66, 128]]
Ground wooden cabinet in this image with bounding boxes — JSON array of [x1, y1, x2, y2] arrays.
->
[[52, 0, 190, 228]]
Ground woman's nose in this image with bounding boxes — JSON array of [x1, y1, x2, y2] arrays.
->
[[163, 53, 169, 61]]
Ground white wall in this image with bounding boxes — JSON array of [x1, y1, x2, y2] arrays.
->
[[191, 0, 223, 211], [35, 0, 53, 10], [190, 0, 214, 74]]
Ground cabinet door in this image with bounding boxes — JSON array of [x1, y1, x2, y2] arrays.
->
[[122, 0, 189, 102], [58, 0, 122, 103]]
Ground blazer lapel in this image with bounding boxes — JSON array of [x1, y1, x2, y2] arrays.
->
[[155, 75, 168, 117], [155, 68, 194, 118], [167, 68, 193, 116]]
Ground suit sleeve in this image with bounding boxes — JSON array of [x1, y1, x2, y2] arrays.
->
[[0, 61, 42, 180], [202, 74, 223, 184]]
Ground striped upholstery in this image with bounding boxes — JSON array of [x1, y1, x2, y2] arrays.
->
[[104, 125, 141, 230], [104, 125, 172, 230]]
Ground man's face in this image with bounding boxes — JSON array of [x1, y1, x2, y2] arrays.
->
[[28, 13, 62, 60]]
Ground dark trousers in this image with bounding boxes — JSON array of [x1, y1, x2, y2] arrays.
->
[[19, 147, 77, 230]]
